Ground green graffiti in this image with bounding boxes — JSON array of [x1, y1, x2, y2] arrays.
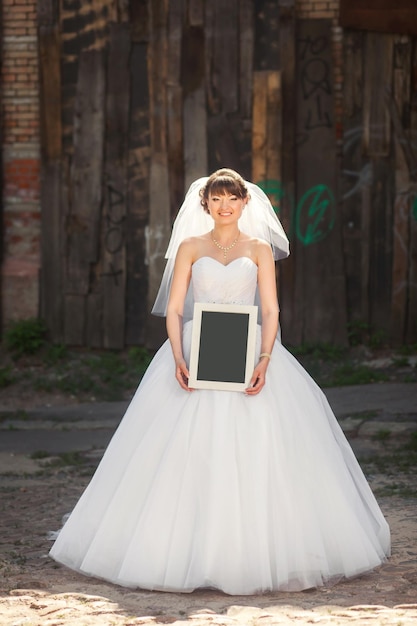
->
[[256, 179, 336, 245], [413, 196, 417, 221], [256, 179, 285, 214], [295, 184, 335, 245]]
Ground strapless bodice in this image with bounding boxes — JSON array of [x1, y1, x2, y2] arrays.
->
[[191, 256, 258, 305]]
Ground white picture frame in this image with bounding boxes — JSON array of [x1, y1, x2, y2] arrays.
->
[[188, 302, 258, 391]]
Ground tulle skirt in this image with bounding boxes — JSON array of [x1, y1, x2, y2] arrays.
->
[[49, 323, 390, 594]]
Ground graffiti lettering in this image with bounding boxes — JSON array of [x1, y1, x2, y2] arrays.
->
[[342, 127, 417, 214], [101, 180, 125, 284], [101, 262, 123, 286], [298, 35, 332, 139], [343, 163, 373, 200], [256, 180, 286, 214], [342, 125, 381, 200], [257, 179, 335, 246], [298, 35, 328, 60], [107, 186, 124, 214], [296, 185, 335, 246], [301, 59, 331, 99], [105, 183, 126, 231], [305, 94, 332, 131], [105, 226, 124, 254]]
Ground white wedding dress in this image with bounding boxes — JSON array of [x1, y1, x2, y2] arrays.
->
[[50, 256, 390, 594]]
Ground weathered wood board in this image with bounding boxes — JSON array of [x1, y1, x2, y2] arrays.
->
[[167, 0, 185, 217], [182, 23, 207, 188], [390, 37, 412, 343], [252, 71, 282, 185], [100, 23, 130, 349], [277, 0, 296, 343], [368, 158, 394, 335], [40, 162, 63, 341], [405, 43, 417, 343], [296, 19, 347, 344], [146, 0, 172, 348], [125, 42, 150, 346], [363, 33, 393, 157], [64, 49, 105, 345], [341, 31, 368, 334]]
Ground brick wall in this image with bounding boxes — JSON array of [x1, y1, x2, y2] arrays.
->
[[297, 0, 339, 19], [1, 0, 41, 328]]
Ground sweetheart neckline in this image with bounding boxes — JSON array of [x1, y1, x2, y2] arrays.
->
[[193, 256, 257, 269]]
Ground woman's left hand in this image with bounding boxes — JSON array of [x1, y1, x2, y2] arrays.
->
[[245, 358, 269, 395]]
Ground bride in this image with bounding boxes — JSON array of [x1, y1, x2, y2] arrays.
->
[[49, 168, 390, 594]]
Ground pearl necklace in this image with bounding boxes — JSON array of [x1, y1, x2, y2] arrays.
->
[[211, 230, 240, 260]]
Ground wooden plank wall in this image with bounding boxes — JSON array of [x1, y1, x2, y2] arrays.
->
[[295, 20, 347, 345], [125, 2, 151, 346], [37, 1, 417, 348], [277, 0, 297, 340], [342, 30, 417, 344]]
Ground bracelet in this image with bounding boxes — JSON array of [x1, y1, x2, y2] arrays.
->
[[259, 352, 271, 360]]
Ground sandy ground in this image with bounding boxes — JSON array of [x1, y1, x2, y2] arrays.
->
[[1, 384, 417, 625], [1, 465, 417, 624]]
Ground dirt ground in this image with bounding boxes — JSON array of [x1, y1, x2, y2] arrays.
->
[[1, 437, 417, 625], [0, 470, 416, 625], [1, 364, 417, 624]]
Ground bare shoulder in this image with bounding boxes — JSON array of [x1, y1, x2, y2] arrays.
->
[[177, 234, 211, 260], [254, 237, 273, 253], [240, 234, 273, 263]]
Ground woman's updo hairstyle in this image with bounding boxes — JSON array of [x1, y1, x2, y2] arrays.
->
[[200, 168, 249, 214]]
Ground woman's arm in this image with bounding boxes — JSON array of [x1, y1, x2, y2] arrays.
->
[[246, 241, 279, 396], [166, 241, 194, 391]]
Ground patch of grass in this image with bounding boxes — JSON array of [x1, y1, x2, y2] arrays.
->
[[31, 347, 153, 401], [128, 346, 152, 369], [288, 340, 404, 387], [42, 343, 69, 365], [362, 451, 417, 475], [368, 329, 388, 350], [403, 431, 417, 452], [391, 356, 410, 368], [0, 410, 28, 424], [48, 451, 85, 467], [0, 366, 14, 388], [4, 318, 47, 357], [347, 319, 370, 347], [397, 343, 417, 356], [324, 364, 388, 387], [374, 484, 417, 498], [35, 370, 97, 396], [372, 428, 392, 443], [30, 450, 50, 460], [347, 320, 389, 349], [85, 352, 128, 378], [349, 409, 380, 421], [288, 342, 347, 361]]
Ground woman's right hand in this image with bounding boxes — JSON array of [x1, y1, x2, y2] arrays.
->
[[175, 358, 193, 391]]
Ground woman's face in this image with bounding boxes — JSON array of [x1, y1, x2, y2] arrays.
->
[[207, 192, 247, 225]]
